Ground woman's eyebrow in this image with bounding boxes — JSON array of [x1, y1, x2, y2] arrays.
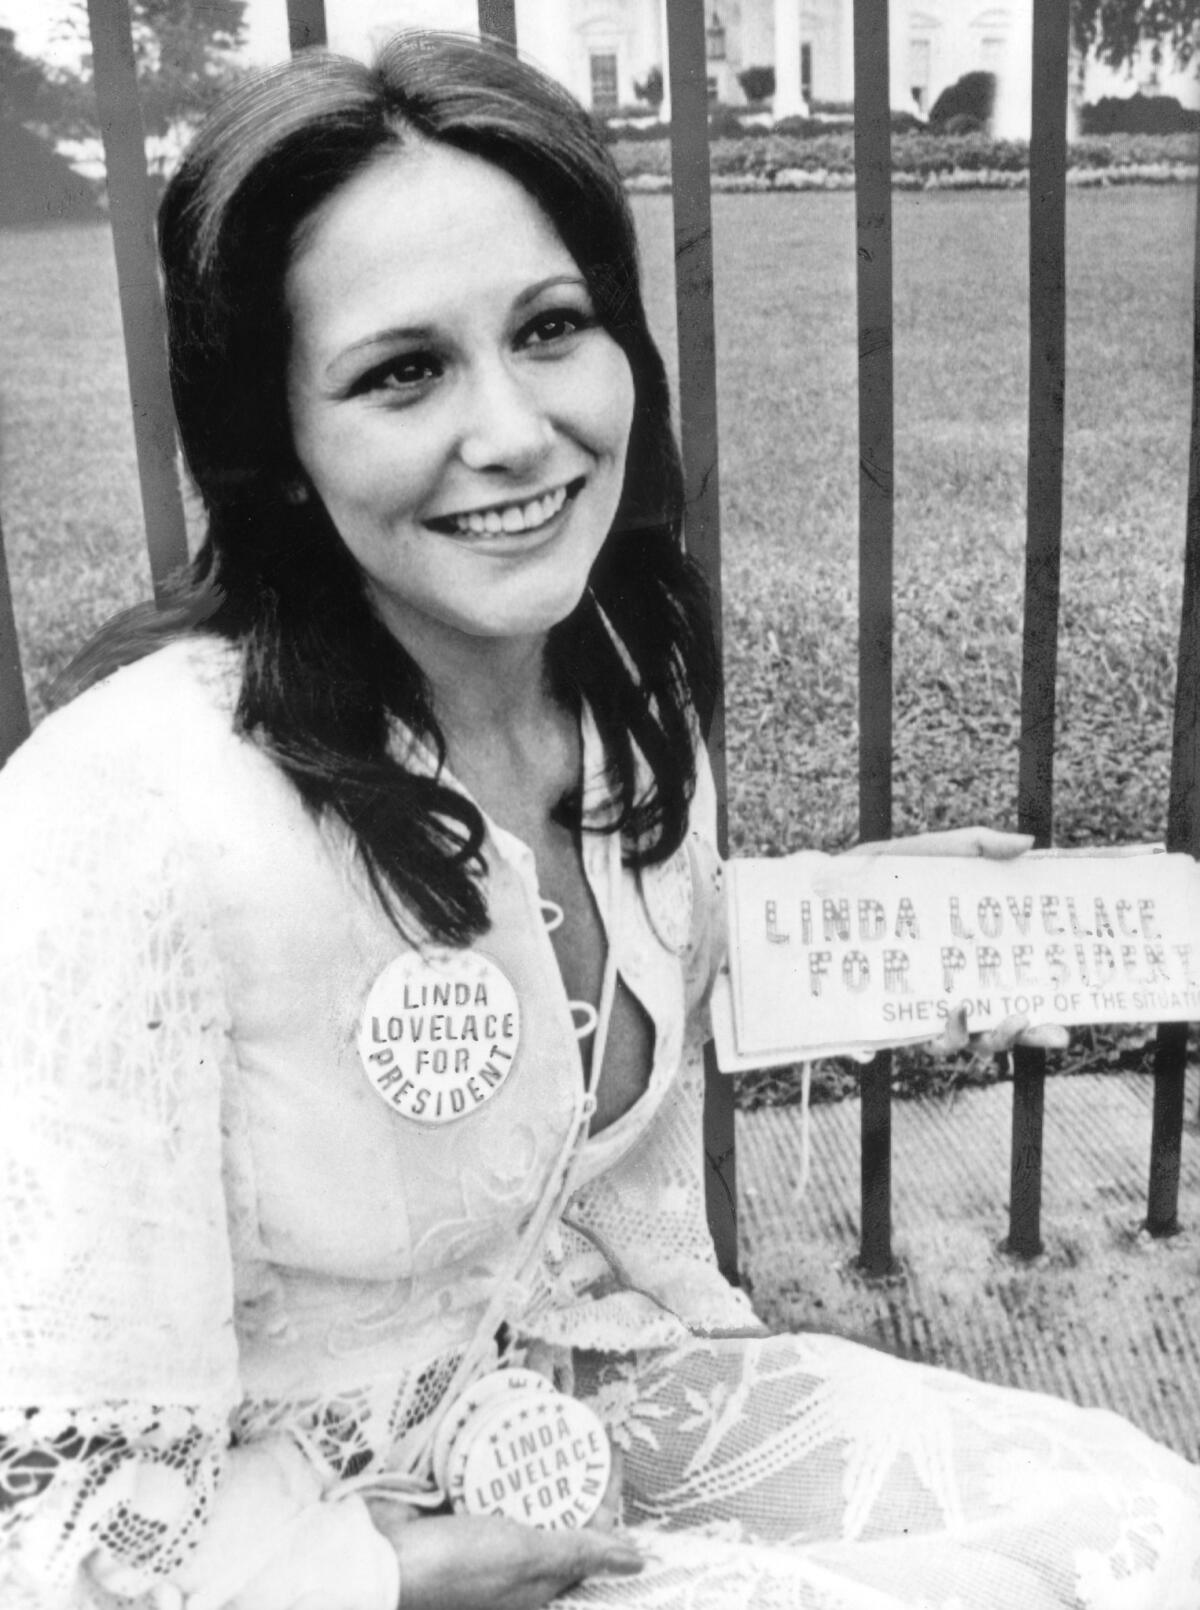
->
[[514, 273, 589, 306], [323, 324, 436, 384]]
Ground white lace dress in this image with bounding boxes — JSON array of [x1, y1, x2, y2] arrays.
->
[[1, 639, 1197, 1610]]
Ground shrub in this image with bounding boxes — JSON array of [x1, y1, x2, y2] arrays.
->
[[890, 110, 926, 135], [633, 65, 664, 109], [929, 70, 996, 132], [607, 129, 1197, 184], [772, 113, 832, 139], [596, 115, 667, 145], [708, 104, 751, 139], [737, 64, 775, 105], [942, 111, 985, 136], [1080, 92, 1199, 136]]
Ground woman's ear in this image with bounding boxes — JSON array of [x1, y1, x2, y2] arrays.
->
[[283, 479, 311, 505]]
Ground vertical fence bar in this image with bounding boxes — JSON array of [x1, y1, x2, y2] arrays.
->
[[286, 0, 326, 52], [1148, 1025, 1187, 1234], [1147, 154, 1200, 1232], [0, 515, 31, 766], [477, 0, 517, 50], [1007, 1058, 1045, 1255], [854, 2, 894, 845], [665, 0, 736, 1283], [86, 0, 189, 598], [853, 0, 895, 1277], [1008, 0, 1070, 1260]]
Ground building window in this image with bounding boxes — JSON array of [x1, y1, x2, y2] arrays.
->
[[706, 10, 726, 62], [589, 52, 618, 114], [980, 35, 1006, 73], [909, 37, 931, 110], [801, 41, 813, 100]]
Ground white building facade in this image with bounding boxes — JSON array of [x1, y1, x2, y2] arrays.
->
[[507, 1, 1037, 133], [332, 0, 1198, 140], [510, 0, 1195, 138]]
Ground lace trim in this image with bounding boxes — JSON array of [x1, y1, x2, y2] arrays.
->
[[232, 1352, 466, 1486], [0, 1403, 225, 1594]]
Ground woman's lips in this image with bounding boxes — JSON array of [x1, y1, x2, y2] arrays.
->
[[426, 477, 585, 538]]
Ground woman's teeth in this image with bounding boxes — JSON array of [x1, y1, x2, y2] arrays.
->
[[452, 484, 569, 536]]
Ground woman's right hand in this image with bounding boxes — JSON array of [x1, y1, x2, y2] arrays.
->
[[366, 1507, 644, 1610]]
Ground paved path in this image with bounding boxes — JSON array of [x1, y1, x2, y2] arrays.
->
[[738, 1068, 1200, 1462]]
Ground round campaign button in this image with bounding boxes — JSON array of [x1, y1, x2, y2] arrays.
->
[[431, 1368, 553, 1495], [455, 1389, 612, 1531], [357, 949, 521, 1125], [442, 1372, 558, 1508]]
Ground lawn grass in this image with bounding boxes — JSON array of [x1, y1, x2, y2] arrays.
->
[[627, 186, 1195, 861], [1, 191, 1195, 1103]]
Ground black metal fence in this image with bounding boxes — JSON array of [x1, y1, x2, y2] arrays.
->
[[0, 0, 1196, 1285]]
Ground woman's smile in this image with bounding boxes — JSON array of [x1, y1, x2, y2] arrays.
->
[[285, 141, 635, 667], [426, 475, 584, 540]]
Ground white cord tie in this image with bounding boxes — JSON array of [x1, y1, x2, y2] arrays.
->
[[569, 1000, 599, 1040]]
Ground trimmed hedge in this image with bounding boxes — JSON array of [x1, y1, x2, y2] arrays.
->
[[928, 70, 996, 132], [1081, 92, 1200, 136], [610, 130, 1199, 188]]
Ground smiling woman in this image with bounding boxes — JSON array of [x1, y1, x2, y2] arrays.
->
[[1, 27, 1198, 1610]]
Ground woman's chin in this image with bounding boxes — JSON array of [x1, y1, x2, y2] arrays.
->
[[463, 581, 592, 644]]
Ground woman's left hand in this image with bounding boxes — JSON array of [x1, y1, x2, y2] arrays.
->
[[846, 825, 1069, 1056], [846, 826, 1033, 861]]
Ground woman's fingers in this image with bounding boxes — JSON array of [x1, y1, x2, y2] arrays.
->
[[849, 827, 1034, 860], [927, 1007, 1070, 1059], [563, 1526, 645, 1579], [927, 1002, 971, 1056], [976, 1014, 1070, 1054], [969, 1011, 1030, 1054], [381, 1511, 643, 1610], [1017, 1024, 1071, 1050]]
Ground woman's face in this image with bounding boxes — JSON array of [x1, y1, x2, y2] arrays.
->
[[285, 140, 636, 664]]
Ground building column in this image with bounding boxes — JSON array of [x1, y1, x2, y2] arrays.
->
[[516, 0, 575, 98], [774, 0, 805, 118], [889, 0, 911, 109], [657, 0, 671, 123], [992, 0, 1033, 139]]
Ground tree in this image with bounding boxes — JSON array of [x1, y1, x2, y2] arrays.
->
[[49, 0, 248, 146], [0, 26, 64, 128], [1, 28, 101, 222], [1070, 0, 1198, 71]]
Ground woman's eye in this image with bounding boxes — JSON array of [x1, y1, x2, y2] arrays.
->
[[522, 309, 592, 348], [355, 352, 441, 395]]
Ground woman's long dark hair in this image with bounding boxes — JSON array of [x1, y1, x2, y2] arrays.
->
[[63, 31, 717, 944]]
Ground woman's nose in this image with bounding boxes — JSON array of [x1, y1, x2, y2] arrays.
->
[[457, 359, 554, 475]]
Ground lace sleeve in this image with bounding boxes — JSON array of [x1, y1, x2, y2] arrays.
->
[[0, 1406, 227, 1606], [0, 691, 241, 1605]]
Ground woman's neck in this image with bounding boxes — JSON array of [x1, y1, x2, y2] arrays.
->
[[425, 638, 557, 752], [382, 613, 578, 832], [370, 587, 553, 735]]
